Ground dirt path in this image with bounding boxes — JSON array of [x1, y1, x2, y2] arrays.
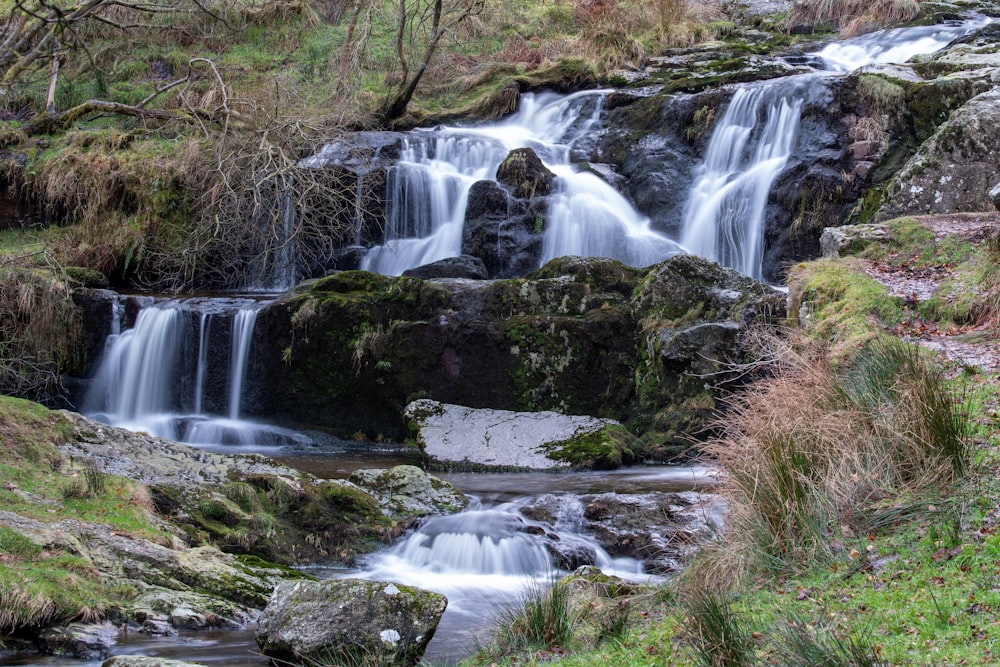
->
[[861, 213, 1000, 373]]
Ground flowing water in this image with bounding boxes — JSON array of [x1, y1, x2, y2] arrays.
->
[[360, 91, 683, 275], [355, 16, 989, 282], [83, 297, 308, 450]]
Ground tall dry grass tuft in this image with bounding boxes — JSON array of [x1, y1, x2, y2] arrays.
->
[[691, 335, 971, 588], [789, 0, 923, 36]]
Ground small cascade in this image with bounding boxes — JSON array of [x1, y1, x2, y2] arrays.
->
[[815, 18, 990, 72], [679, 79, 806, 280], [348, 498, 649, 661], [360, 91, 682, 275], [85, 298, 307, 450]]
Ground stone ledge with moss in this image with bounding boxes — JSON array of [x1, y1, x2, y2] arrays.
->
[[404, 398, 641, 471]]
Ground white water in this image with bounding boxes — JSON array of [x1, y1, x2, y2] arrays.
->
[[360, 91, 683, 275], [84, 299, 307, 450], [679, 80, 805, 280], [816, 18, 990, 72], [345, 497, 653, 662]]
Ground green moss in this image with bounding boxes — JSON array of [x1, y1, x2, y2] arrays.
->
[[787, 257, 905, 355], [543, 423, 640, 470]]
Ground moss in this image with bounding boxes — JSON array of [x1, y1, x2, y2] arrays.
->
[[543, 423, 640, 470], [787, 257, 905, 357]]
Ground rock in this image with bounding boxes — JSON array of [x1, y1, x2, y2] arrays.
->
[[819, 224, 890, 258], [405, 399, 640, 471], [877, 87, 1000, 220], [256, 579, 446, 667], [348, 465, 468, 519], [402, 255, 489, 280], [495, 148, 556, 199], [991, 182, 1000, 211], [55, 412, 392, 566], [521, 490, 721, 573], [462, 180, 544, 278], [37, 623, 119, 660], [129, 588, 254, 632], [103, 658, 208, 667]]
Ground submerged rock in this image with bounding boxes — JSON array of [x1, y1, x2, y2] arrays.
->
[[405, 399, 640, 471], [256, 579, 446, 667]]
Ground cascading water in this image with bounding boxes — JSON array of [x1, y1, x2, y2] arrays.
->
[[815, 18, 990, 72], [360, 91, 683, 275], [346, 497, 650, 661], [677, 16, 990, 280], [84, 298, 307, 450], [679, 79, 806, 280]]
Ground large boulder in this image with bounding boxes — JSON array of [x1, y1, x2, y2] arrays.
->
[[876, 87, 1000, 220], [256, 579, 447, 667], [495, 147, 556, 200], [404, 399, 641, 471]]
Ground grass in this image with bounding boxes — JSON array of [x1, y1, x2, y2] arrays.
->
[[0, 396, 173, 632]]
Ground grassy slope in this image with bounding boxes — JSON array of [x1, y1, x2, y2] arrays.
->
[[0, 396, 175, 633]]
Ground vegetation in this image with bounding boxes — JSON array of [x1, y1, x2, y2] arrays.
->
[[0, 396, 163, 633]]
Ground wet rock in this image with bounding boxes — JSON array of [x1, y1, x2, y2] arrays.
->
[[256, 579, 446, 667], [104, 658, 208, 667], [820, 223, 890, 258], [405, 399, 640, 471], [521, 490, 722, 573], [495, 147, 556, 200], [36, 623, 119, 660], [349, 465, 468, 519], [402, 255, 489, 280], [462, 181, 544, 278]]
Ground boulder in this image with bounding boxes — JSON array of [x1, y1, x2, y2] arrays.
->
[[405, 399, 640, 471], [348, 465, 468, 519], [819, 224, 890, 258], [495, 147, 556, 200], [256, 579, 446, 667], [402, 255, 489, 280], [877, 87, 1000, 220]]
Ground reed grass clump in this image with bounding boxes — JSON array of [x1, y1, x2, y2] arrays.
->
[[476, 581, 576, 660], [694, 335, 971, 587], [684, 590, 756, 667]]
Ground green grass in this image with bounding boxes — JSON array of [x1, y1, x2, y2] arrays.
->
[[0, 396, 175, 631]]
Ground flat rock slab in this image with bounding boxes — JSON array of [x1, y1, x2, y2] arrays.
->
[[404, 399, 634, 471]]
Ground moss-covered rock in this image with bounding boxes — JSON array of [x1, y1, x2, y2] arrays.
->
[[256, 579, 447, 667], [349, 465, 468, 519]]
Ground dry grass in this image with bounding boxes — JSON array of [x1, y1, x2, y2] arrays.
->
[[789, 0, 923, 36], [688, 334, 970, 589]]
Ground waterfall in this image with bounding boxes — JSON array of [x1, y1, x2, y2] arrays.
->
[[360, 91, 682, 275], [228, 308, 259, 419], [85, 298, 306, 449], [679, 81, 804, 280]]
